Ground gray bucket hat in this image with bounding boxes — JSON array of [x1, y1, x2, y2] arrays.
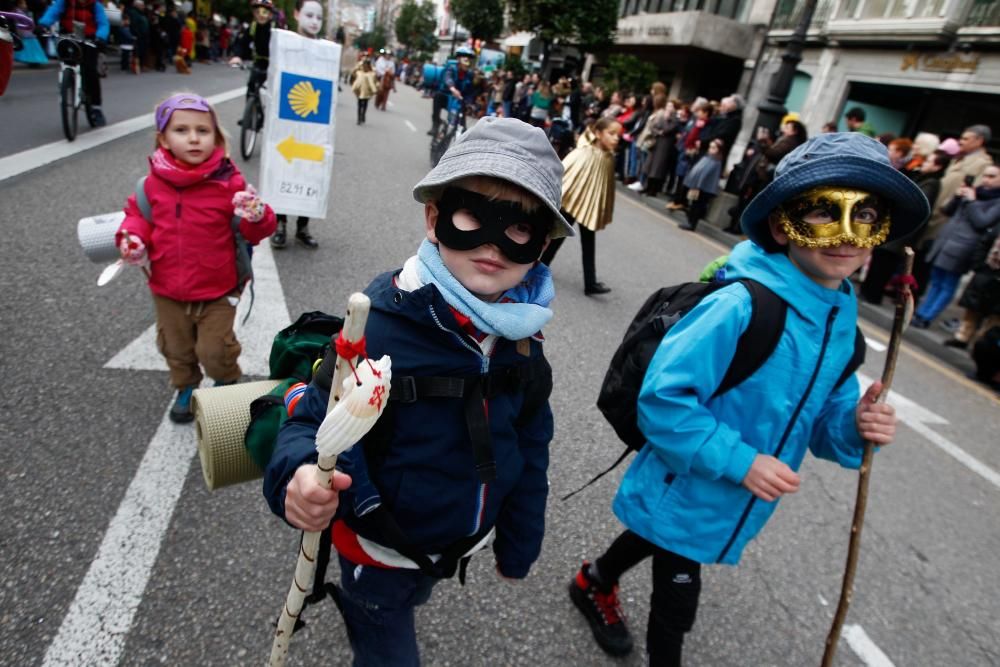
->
[[412, 117, 575, 238], [741, 132, 930, 252]]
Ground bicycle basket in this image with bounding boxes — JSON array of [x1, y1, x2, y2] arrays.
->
[[57, 37, 82, 63]]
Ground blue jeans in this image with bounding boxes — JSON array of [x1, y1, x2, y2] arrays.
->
[[502, 100, 512, 118], [626, 143, 640, 179], [337, 554, 438, 667], [915, 266, 961, 323]]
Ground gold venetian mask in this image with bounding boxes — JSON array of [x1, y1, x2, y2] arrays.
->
[[776, 187, 891, 249]]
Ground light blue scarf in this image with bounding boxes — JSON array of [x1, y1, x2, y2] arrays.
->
[[416, 239, 555, 339]]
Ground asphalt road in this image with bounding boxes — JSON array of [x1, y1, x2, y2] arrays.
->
[[0, 59, 245, 157], [1, 78, 998, 667]]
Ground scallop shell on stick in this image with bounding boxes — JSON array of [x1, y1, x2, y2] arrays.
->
[[315, 355, 392, 459]]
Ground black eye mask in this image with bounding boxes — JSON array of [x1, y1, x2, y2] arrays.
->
[[434, 187, 551, 264]]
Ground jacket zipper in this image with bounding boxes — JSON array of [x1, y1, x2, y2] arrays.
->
[[428, 304, 491, 535], [716, 305, 839, 563]]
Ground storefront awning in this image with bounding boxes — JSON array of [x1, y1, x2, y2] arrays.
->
[[501, 32, 534, 49]]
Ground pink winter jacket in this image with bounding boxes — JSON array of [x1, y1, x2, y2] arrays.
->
[[117, 147, 277, 302]]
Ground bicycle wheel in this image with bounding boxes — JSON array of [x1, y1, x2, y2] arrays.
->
[[60, 69, 78, 142], [240, 95, 261, 160]]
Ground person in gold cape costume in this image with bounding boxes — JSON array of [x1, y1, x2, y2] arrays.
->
[[540, 116, 622, 295]]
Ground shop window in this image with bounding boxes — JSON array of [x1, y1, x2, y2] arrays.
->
[[837, 0, 946, 19], [966, 0, 1000, 26]]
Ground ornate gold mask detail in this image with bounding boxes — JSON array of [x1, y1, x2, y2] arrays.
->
[[777, 187, 891, 249]]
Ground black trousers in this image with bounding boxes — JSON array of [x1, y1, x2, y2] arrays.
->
[[686, 194, 714, 230], [82, 41, 102, 106], [276, 214, 309, 230], [431, 91, 448, 128], [246, 66, 267, 96], [595, 530, 702, 667], [357, 98, 369, 123], [539, 213, 598, 289]]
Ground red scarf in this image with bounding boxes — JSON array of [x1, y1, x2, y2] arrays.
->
[[148, 146, 227, 188]]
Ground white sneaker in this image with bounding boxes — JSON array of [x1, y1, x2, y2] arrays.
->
[[627, 181, 644, 191]]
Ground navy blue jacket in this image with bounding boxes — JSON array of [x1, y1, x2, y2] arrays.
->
[[263, 271, 554, 578]]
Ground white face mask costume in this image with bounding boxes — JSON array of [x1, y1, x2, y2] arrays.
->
[[295, 0, 323, 38]]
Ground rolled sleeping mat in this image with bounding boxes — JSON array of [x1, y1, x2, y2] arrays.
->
[[193, 380, 280, 491], [78, 211, 126, 263]]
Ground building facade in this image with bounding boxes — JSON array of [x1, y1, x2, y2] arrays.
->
[[757, 0, 999, 150], [608, 0, 768, 101]]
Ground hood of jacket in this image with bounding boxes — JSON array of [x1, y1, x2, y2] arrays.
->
[[722, 240, 858, 324]]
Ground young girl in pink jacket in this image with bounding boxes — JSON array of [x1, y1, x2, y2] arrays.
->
[[116, 93, 277, 422]]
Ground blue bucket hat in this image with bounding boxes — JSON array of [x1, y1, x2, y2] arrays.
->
[[413, 117, 574, 238], [741, 132, 930, 252]]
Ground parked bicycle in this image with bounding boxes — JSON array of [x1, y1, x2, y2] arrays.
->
[[235, 63, 267, 160], [430, 97, 466, 167], [50, 22, 97, 142]]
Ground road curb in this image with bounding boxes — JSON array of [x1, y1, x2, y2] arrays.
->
[[616, 183, 977, 376]]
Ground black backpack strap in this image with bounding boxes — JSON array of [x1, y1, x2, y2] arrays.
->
[[463, 374, 497, 483], [833, 326, 867, 391], [353, 507, 488, 583], [714, 279, 787, 396], [514, 355, 552, 428], [560, 448, 631, 501], [377, 358, 550, 484], [311, 352, 338, 393]]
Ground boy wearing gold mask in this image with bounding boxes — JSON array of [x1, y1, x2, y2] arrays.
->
[[568, 133, 930, 665]]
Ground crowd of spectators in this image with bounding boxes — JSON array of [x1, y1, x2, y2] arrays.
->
[[6, 0, 252, 74]]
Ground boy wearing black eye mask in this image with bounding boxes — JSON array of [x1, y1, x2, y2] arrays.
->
[[265, 117, 573, 665]]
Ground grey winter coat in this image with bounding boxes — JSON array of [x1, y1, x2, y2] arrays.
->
[[926, 192, 1000, 274]]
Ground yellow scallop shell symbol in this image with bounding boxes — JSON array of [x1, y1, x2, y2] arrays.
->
[[288, 80, 321, 118]]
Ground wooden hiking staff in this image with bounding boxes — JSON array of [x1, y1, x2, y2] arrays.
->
[[269, 292, 392, 667], [821, 248, 915, 666]]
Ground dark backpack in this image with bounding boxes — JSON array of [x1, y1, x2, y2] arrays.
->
[[244, 311, 344, 469], [134, 176, 256, 321], [564, 278, 864, 499]]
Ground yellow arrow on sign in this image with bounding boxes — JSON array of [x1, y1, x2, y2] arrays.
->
[[276, 135, 325, 163]]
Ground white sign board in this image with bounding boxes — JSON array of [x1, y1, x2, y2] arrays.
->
[[259, 29, 341, 219]]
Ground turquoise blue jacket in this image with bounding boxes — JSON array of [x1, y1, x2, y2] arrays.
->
[[613, 241, 867, 565]]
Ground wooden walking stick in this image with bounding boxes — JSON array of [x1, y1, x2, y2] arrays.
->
[[269, 292, 392, 667], [821, 248, 915, 666]]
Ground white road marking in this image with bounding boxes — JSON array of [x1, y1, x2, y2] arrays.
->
[[857, 372, 1000, 490], [864, 337, 887, 352], [104, 240, 289, 377], [0, 87, 244, 183], [404, 119, 417, 133], [844, 624, 896, 667], [42, 405, 197, 666], [44, 240, 289, 665]]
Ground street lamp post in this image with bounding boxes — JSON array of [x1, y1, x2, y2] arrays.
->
[[753, 0, 820, 136]]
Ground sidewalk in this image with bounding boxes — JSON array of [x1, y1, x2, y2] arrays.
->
[[618, 183, 978, 377]]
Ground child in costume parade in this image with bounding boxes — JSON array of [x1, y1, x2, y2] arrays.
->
[[116, 93, 277, 423], [351, 58, 377, 125], [264, 117, 570, 665], [567, 133, 928, 665], [231, 0, 321, 249], [540, 116, 622, 295]]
